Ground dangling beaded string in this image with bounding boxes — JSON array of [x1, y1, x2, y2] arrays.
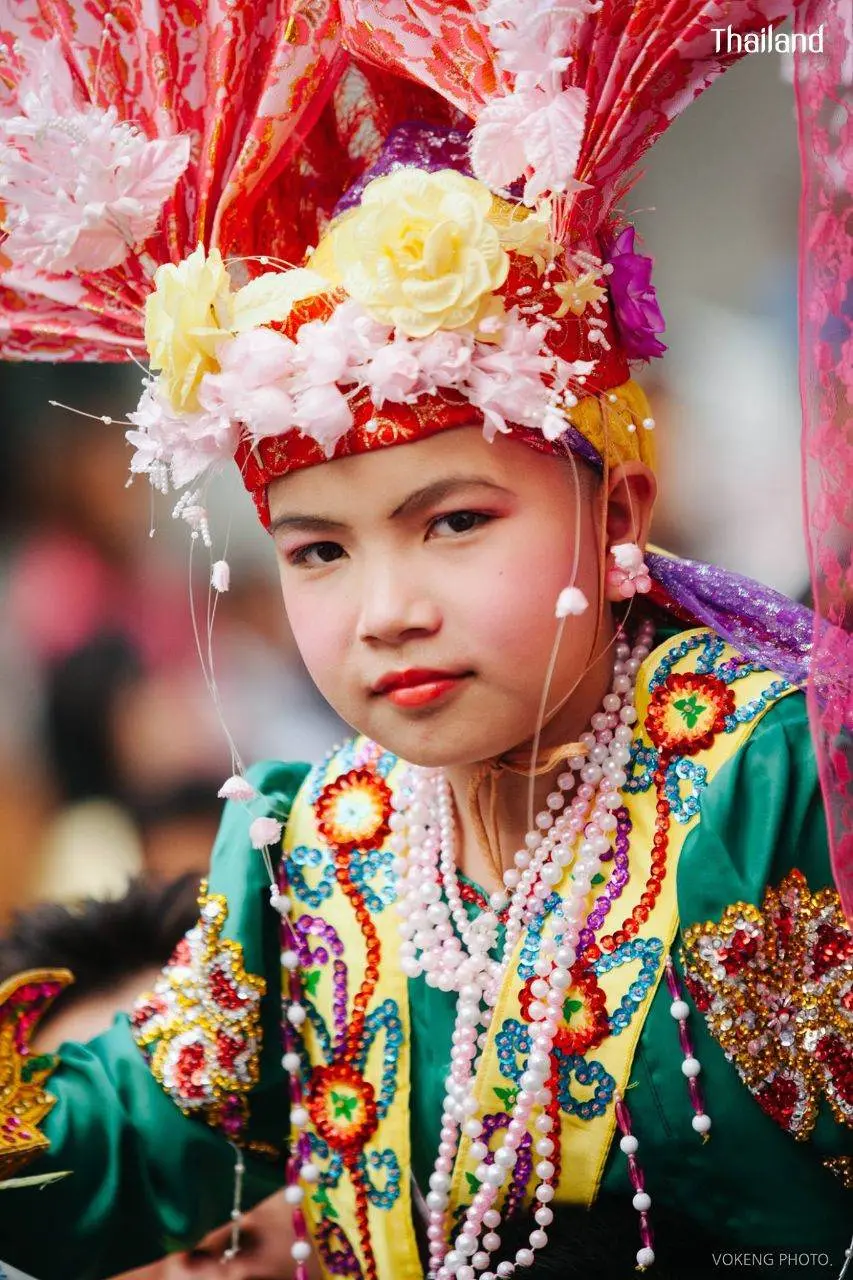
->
[[664, 958, 712, 1139], [221, 1140, 246, 1261], [392, 620, 656, 1280], [444, 625, 654, 1279], [613, 1091, 656, 1271]]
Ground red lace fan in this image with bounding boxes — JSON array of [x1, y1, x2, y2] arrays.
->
[[0, 0, 459, 359], [339, 0, 791, 232]]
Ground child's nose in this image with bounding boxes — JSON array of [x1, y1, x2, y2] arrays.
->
[[356, 562, 442, 645]]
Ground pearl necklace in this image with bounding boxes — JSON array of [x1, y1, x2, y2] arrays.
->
[[390, 622, 655, 1280]]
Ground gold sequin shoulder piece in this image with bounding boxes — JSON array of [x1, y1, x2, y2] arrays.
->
[[130, 882, 266, 1143], [0, 968, 74, 1179], [681, 870, 852, 1139]]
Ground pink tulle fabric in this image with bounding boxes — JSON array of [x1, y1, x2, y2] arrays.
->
[[794, 0, 853, 919]]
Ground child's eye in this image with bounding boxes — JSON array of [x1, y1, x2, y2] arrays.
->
[[287, 540, 345, 567], [429, 510, 493, 537]]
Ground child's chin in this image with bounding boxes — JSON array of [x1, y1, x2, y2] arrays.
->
[[374, 726, 518, 771]]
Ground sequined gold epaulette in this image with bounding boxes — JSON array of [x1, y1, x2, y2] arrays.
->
[[681, 869, 853, 1139], [130, 882, 265, 1142], [0, 968, 74, 1179]]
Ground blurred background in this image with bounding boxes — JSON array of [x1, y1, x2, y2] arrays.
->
[[0, 49, 809, 919]]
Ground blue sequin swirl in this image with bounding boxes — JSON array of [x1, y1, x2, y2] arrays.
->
[[287, 844, 335, 908], [594, 936, 664, 1035], [664, 757, 708, 824], [360, 1149, 402, 1209]]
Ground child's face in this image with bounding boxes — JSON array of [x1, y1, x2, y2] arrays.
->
[[268, 427, 603, 767]]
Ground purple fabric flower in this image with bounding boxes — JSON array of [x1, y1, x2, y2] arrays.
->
[[604, 225, 667, 361]]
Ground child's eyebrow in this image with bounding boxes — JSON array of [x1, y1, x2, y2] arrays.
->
[[269, 475, 512, 534], [269, 511, 349, 534], [390, 475, 512, 518]]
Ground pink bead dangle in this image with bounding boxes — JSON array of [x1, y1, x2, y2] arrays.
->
[[614, 1092, 656, 1271], [607, 542, 652, 598], [277, 859, 314, 1278], [664, 958, 712, 1139], [286, 1148, 312, 1280]]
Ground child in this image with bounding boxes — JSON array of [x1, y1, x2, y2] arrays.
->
[[0, 3, 849, 1279]]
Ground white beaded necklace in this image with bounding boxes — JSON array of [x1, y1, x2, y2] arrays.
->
[[390, 621, 655, 1280]]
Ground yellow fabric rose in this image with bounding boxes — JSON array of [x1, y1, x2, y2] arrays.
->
[[324, 170, 510, 338], [144, 245, 234, 412]]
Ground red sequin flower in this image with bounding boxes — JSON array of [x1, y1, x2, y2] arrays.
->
[[307, 1062, 379, 1153], [519, 962, 610, 1056], [315, 768, 393, 853], [645, 672, 735, 756]]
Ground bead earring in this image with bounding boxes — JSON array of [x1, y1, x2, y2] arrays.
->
[[607, 542, 652, 598]]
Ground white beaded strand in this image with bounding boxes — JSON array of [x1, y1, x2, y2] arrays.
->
[[392, 622, 655, 1278]]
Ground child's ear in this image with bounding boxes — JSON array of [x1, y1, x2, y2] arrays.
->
[[604, 462, 657, 549]]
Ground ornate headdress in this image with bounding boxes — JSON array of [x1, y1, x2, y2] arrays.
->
[[0, 0, 849, 914]]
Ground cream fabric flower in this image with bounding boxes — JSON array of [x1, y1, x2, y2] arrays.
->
[[144, 246, 326, 412], [496, 202, 562, 273], [327, 170, 510, 338], [144, 245, 233, 411]]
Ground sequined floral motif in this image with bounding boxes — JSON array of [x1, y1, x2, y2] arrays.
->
[[681, 869, 853, 1138], [520, 963, 609, 1056], [645, 672, 735, 757], [315, 768, 393, 853], [307, 1061, 379, 1154], [0, 968, 73, 1179], [131, 883, 265, 1140]]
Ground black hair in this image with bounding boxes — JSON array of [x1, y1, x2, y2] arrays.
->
[[0, 874, 200, 1022]]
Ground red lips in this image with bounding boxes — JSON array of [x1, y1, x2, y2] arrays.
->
[[372, 669, 472, 709], [372, 668, 468, 695]]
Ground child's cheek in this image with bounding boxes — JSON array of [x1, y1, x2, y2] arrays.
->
[[284, 590, 347, 683], [460, 542, 550, 651]]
